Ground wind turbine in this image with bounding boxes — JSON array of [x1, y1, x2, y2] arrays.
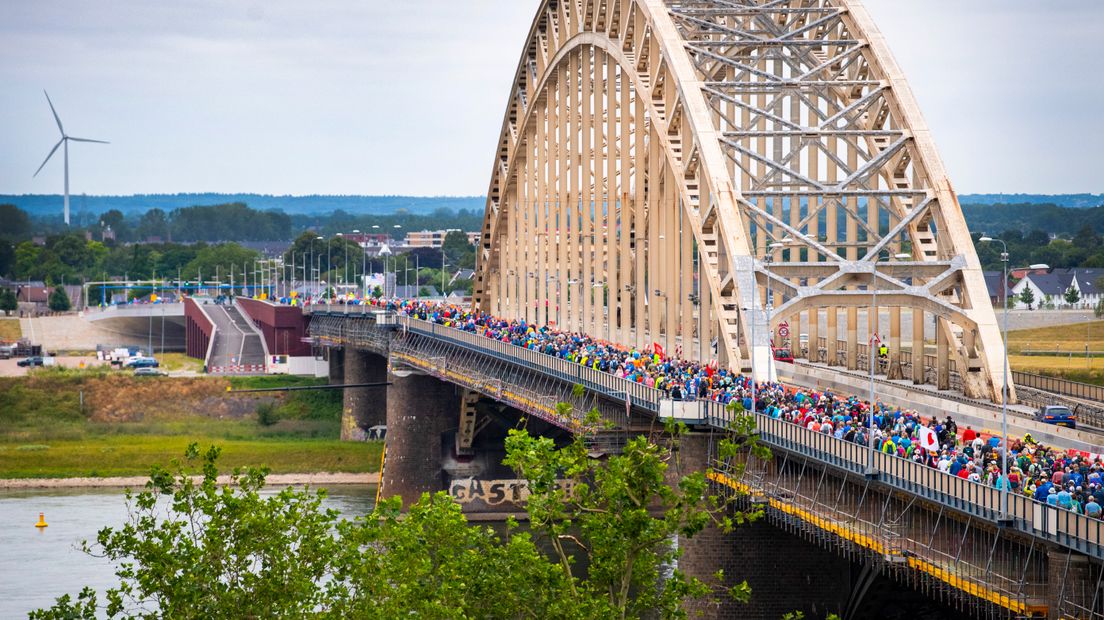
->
[[33, 90, 108, 226]]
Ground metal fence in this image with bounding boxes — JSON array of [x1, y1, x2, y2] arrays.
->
[[395, 315, 666, 415], [708, 409, 1104, 562], [1013, 371, 1104, 403]]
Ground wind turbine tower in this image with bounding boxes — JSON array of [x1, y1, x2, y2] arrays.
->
[[33, 91, 108, 226]]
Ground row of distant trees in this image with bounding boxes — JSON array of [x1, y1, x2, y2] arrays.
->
[[0, 225, 480, 297], [2, 232, 262, 289], [973, 225, 1104, 272], [97, 203, 292, 242], [1, 203, 485, 245]]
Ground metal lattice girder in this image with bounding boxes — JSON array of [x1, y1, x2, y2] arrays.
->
[[389, 329, 627, 433], [473, 0, 1010, 402]]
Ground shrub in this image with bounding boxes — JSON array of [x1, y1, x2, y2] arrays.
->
[[255, 402, 278, 427]]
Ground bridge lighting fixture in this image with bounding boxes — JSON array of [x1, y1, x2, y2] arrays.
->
[[979, 235, 1013, 526]]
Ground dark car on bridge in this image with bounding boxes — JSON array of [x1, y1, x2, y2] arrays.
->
[[1037, 405, 1076, 429], [17, 356, 45, 367], [124, 357, 160, 369]]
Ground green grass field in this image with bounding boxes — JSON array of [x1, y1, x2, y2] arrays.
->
[[0, 372, 384, 479], [157, 352, 204, 372], [0, 436, 381, 479]]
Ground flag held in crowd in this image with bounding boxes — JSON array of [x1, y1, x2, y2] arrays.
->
[[917, 425, 939, 451]]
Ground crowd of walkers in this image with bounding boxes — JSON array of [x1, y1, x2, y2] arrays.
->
[[365, 298, 1104, 517]]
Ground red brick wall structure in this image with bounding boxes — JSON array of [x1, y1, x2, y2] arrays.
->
[[235, 298, 311, 357], [184, 297, 215, 362]]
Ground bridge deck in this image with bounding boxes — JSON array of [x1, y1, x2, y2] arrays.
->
[[206, 304, 266, 373], [308, 308, 1104, 565]]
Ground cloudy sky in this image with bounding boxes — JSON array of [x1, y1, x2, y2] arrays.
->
[[1, 1, 1101, 197]]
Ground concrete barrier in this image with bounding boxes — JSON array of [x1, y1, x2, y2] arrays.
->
[[782, 362, 1104, 453]]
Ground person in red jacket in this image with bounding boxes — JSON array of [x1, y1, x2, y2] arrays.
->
[[962, 426, 977, 443]]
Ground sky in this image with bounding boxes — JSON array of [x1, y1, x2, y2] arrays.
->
[[0, 1, 1101, 197]]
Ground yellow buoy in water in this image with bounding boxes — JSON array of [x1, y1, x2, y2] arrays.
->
[[35, 512, 48, 528]]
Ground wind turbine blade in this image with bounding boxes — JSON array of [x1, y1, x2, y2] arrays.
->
[[43, 90, 65, 136], [66, 137, 109, 144], [33, 138, 64, 177]]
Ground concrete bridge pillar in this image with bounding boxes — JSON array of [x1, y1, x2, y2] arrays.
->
[[327, 348, 344, 384], [340, 350, 388, 441], [1047, 547, 1094, 620], [936, 319, 951, 390], [911, 308, 925, 384], [888, 307, 903, 380], [381, 369, 459, 507], [807, 308, 819, 362]]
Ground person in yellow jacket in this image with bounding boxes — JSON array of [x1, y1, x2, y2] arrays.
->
[[882, 435, 897, 455]]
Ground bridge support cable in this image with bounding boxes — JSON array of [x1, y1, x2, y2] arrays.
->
[[473, 0, 1011, 403]]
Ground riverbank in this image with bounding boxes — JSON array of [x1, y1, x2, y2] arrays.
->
[[0, 435, 382, 479], [0, 471, 380, 489], [0, 372, 383, 479]]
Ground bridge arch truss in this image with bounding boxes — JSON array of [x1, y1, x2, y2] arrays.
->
[[473, 0, 1010, 402]]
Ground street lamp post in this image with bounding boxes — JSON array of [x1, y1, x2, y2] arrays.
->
[[312, 236, 323, 302], [980, 235, 1013, 524]]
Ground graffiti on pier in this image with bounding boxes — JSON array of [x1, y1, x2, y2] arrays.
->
[[449, 478, 576, 506]]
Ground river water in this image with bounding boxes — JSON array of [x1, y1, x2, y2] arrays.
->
[[0, 485, 377, 618]]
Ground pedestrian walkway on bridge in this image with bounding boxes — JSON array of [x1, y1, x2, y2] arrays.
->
[[205, 303, 266, 374], [361, 297, 1104, 523]]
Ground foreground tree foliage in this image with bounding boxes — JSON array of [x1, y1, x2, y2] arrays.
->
[[34, 412, 764, 619]]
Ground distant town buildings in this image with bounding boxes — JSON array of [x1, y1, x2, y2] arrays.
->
[[403, 229, 480, 249], [342, 232, 391, 247], [338, 229, 481, 256], [1003, 267, 1104, 310]]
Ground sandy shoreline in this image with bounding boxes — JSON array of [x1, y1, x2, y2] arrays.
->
[[0, 472, 380, 489]]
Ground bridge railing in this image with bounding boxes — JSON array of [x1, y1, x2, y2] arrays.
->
[[319, 310, 1104, 559], [395, 315, 665, 413], [1013, 370, 1104, 403], [706, 408, 1104, 561]]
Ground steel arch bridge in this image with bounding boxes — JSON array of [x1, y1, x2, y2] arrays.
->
[[473, 0, 1011, 403]]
